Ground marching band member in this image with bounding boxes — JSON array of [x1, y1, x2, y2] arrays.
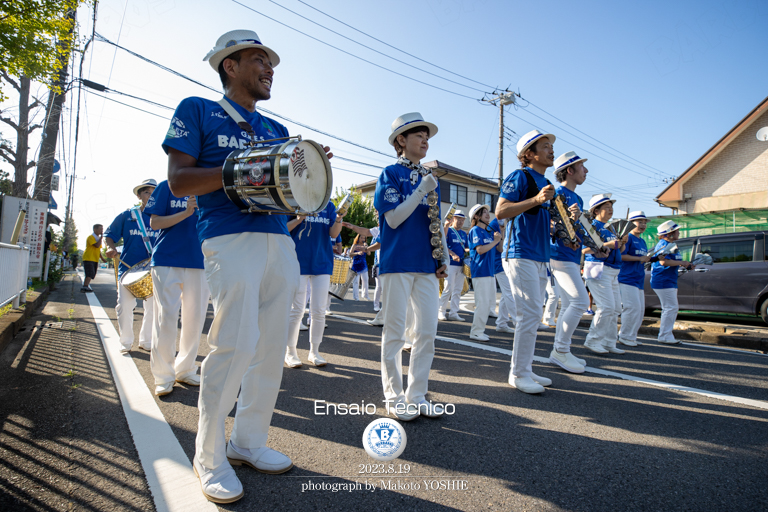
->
[[651, 221, 693, 344], [350, 235, 370, 301], [163, 30, 331, 503], [374, 112, 449, 420], [468, 204, 502, 341], [617, 211, 653, 347], [342, 216, 382, 310], [104, 179, 159, 354], [488, 216, 515, 333], [547, 152, 590, 373], [496, 130, 557, 394], [439, 210, 468, 322], [284, 201, 344, 368], [582, 194, 626, 355], [145, 180, 210, 396]]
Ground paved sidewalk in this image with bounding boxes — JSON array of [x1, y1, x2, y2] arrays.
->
[[0, 273, 155, 511]]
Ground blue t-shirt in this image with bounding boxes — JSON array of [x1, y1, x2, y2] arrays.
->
[[549, 186, 584, 264], [500, 168, 551, 262], [651, 239, 682, 289], [618, 233, 647, 289], [291, 202, 336, 275], [488, 218, 504, 275], [446, 227, 468, 267], [105, 209, 159, 277], [373, 163, 440, 274], [161, 96, 290, 244], [585, 220, 621, 269], [144, 180, 204, 270], [469, 226, 495, 278]]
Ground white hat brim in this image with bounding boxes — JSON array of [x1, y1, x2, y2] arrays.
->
[[388, 121, 438, 147], [517, 133, 556, 157], [133, 184, 156, 196], [205, 43, 281, 71], [555, 157, 587, 172], [468, 204, 489, 221], [588, 198, 617, 211]]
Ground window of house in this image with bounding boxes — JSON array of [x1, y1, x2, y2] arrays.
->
[[482, 192, 493, 209], [450, 184, 467, 206], [698, 240, 754, 263]]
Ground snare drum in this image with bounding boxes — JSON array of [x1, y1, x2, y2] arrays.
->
[[222, 136, 333, 215], [329, 255, 355, 300], [119, 258, 153, 300]]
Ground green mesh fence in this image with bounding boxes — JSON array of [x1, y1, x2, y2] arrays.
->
[[638, 208, 768, 247]]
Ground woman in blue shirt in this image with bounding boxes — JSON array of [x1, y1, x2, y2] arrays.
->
[[350, 234, 370, 300], [468, 204, 502, 341], [582, 194, 626, 355], [617, 211, 653, 347], [651, 220, 693, 344]]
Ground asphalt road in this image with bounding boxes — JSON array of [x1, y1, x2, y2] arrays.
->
[[85, 271, 768, 511]]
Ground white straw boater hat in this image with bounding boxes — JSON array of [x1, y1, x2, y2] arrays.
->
[[628, 211, 647, 221], [453, 210, 465, 218], [554, 151, 587, 172], [588, 193, 616, 211], [204, 29, 280, 71], [388, 112, 438, 147], [657, 220, 680, 235], [516, 129, 556, 157], [133, 179, 157, 196], [468, 203, 489, 221]]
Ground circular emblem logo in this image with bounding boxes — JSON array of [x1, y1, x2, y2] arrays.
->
[[502, 181, 515, 194], [362, 418, 407, 461], [384, 187, 399, 203]]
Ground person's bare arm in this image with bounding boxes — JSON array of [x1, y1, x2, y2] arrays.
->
[[495, 184, 555, 220], [150, 196, 198, 230], [167, 148, 223, 198], [287, 216, 305, 232], [475, 232, 502, 255], [329, 213, 344, 238], [104, 237, 119, 259], [341, 222, 372, 237]]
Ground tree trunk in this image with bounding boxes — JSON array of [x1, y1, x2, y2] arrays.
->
[[34, 9, 76, 203], [12, 76, 31, 197]]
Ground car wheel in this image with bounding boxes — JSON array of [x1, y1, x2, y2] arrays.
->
[[761, 297, 768, 325]]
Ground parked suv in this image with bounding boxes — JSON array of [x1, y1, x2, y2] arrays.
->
[[643, 230, 768, 324]]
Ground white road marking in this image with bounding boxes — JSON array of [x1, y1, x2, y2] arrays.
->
[[80, 274, 217, 512], [331, 314, 768, 411]]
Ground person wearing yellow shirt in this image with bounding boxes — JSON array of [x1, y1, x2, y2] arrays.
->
[[82, 224, 106, 292]]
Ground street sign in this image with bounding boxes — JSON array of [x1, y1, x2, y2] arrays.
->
[[51, 175, 59, 191], [53, 159, 60, 174], [48, 195, 57, 210]]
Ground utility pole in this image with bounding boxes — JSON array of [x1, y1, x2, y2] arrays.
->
[[481, 90, 517, 188]]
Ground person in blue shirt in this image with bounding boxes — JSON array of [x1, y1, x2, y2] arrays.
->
[[617, 211, 653, 347], [488, 216, 515, 333], [349, 234, 370, 300], [104, 179, 159, 354], [582, 194, 626, 355], [651, 220, 694, 344], [495, 129, 557, 394], [468, 204, 502, 341], [284, 201, 344, 368], [162, 31, 332, 503], [144, 180, 210, 397], [343, 218, 382, 311], [373, 112, 449, 422], [439, 210, 468, 321], [547, 152, 590, 374]]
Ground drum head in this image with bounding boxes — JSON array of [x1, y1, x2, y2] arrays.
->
[[287, 141, 332, 212], [122, 270, 149, 286]]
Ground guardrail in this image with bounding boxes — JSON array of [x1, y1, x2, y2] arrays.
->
[[0, 242, 29, 309]]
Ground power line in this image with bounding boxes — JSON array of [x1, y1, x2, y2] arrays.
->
[[229, 0, 478, 101], [83, 89, 172, 119]]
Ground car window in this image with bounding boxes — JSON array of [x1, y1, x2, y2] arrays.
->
[[677, 242, 693, 261], [698, 240, 753, 264]]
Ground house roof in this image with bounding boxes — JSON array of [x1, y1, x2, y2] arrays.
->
[[352, 160, 498, 191], [656, 95, 768, 207]]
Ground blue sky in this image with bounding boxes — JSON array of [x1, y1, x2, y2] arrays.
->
[[2, 0, 766, 248]]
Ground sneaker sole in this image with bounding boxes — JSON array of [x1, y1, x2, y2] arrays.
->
[[285, 362, 303, 369], [193, 464, 245, 503], [584, 344, 609, 354], [155, 388, 173, 397], [549, 356, 585, 374], [175, 379, 200, 386], [227, 457, 294, 475]]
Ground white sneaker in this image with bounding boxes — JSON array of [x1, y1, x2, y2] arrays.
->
[[416, 399, 443, 418], [549, 349, 586, 374], [495, 325, 514, 333], [119, 346, 131, 354], [488, 311, 498, 318], [530, 373, 552, 387], [155, 382, 174, 396], [438, 312, 447, 321], [618, 337, 637, 347], [635, 339, 643, 346], [138, 344, 151, 351], [285, 349, 302, 368], [299, 322, 308, 331], [448, 314, 465, 321], [390, 398, 419, 421], [584, 342, 609, 354], [367, 319, 384, 326], [509, 375, 545, 394], [538, 322, 554, 331], [226, 442, 293, 474], [603, 344, 625, 354], [658, 338, 681, 345], [193, 458, 244, 504], [308, 351, 327, 367], [469, 333, 490, 342], [573, 355, 587, 366], [176, 373, 201, 386]]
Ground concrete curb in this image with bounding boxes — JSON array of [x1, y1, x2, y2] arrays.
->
[[0, 286, 50, 355]]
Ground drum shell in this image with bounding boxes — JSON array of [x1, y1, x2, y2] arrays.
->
[[119, 258, 154, 300]]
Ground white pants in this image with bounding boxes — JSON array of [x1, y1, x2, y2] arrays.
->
[[653, 287, 678, 341], [196, 233, 299, 469], [373, 272, 382, 309], [471, 276, 495, 336], [542, 277, 560, 325], [551, 260, 589, 353], [150, 266, 210, 385], [439, 265, 464, 315], [380, 272, 438, 404], [506, 259, 548, 379], [495, 270, 515, 328], [585, 266, 621, 348], [352, 270, 369, 300], [619, 283, 645, 343], [288, 274, 331, 353], [116, 280, 154, 350]]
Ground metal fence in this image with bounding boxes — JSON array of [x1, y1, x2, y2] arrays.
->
[[639, 208, 768, 247], [0, 242, 29, 309]]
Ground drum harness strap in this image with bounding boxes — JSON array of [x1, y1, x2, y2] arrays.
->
[[125, 206, 153, 270], [217, 97, 259, 146]]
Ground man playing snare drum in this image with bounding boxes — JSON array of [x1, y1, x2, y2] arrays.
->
[[162, 30, 332, 504], [104, 179, 159, 354]]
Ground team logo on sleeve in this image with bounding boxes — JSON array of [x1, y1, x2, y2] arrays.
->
[[146, 196, 156, 209], [166, 117, 189, 139], [502, 181, 515, 194], [384, 187, 400, 203], [472, 233, 479, 243]]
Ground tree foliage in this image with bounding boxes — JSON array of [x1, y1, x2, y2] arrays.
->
[[0, 0, 83, 100], [331, 186, 377, 248]]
